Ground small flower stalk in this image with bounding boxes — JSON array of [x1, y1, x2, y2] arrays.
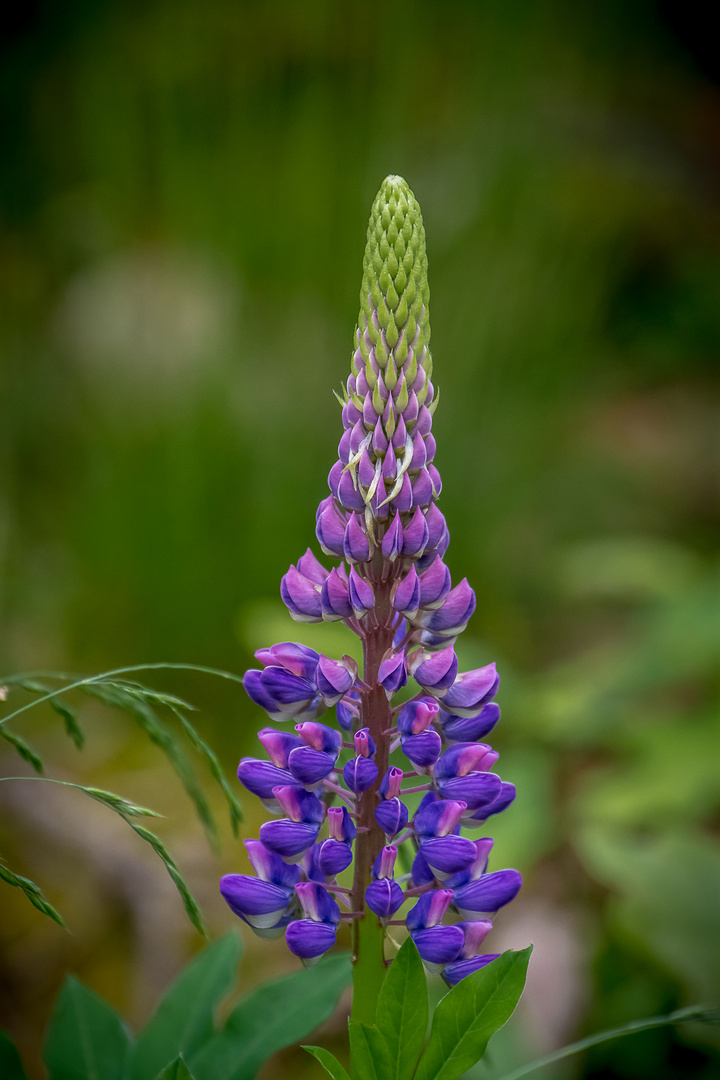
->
[[221, 176, 521, 1020]]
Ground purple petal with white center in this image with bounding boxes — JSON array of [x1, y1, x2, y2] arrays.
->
[[219, 875, 293, 920], [375, 797, 409, 839], [382, 515, 404, 560], [237, 758, 301, 800], [397, 698, 440, 735], [287, 746, 338, 785], [410, 431, 427, 470], [272, 785, 325, 824], [438, 703, 500, 743], [321, 568, 353, 620], [446, 838, 495, 889], [470, 782, 517, 822], [400, 728, 442, 769], [343, 756, 379, 793], [245, 839, 302, 888], [296, 881, 340, 924], [441, 663, 500, 717], [422, 578, 476, 634], [411, 926, 464, 967], [434, 743, 495, 780], [393, 565, 420, 617], [402, 506, 430, 557], [457, 919, 493, 958], [344, 513, 371, 562], [257, 728, 304, 769], [243, 669, 279, 714], [366, 880, 404, 919], [294, 721, 342, 754], [428, 464, 442, 496], [297, 549, 330, 586], [420, 835, 478, 875], [254, 642, 320, 679], [443, 955, 500, 986], [415, 798, 467, 839], [418, 558, 452, 609], [316, 498, 348, 557], [261, 667, 317, 708], [453, 869, 523, 917], [408, 646, 459, 696], [348, 567, 375, 616], [378, 652, 408, 697], [286, 919, 337, 959], [259, 819, 321, 859], [280, 566, 324, 622], [406, 888, 454, 930], [316, 839, 353, 876], [316, 656, 355, 704], [438, 772, 503, 811]]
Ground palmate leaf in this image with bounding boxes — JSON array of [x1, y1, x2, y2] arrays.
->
[[131, 934, 242, 1080], [414, 948, 532, 1080], [0, 856, 67, 929], [43, 977, 132, 1080], [190, 952, 352, 1080], [375, 937, 428, 1080]]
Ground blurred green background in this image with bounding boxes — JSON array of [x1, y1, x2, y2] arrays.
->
[[1, 1, 719, 1077]]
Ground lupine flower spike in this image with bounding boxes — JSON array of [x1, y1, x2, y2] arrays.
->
[[221, 176, 521, 1009]]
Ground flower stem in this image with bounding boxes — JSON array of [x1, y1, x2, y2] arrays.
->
[[351, 561, 393, 1025]]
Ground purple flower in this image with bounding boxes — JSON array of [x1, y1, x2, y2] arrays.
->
[[237, 758, 302, 801], [257, 728, 304, 769], [407, 889, 464, 970], [453, 869, 523, 918], [469, 782, 517, 823], [344, 513, 371, 563], [378, 652, 408, 697], [397, 697, 440, 735], [444, 953, 500, 986], [349, 568, 375, 617], [408, 646, 459, 697], [366, 879, 404, 919], [254, 642, 320, 680], [343, 755, 379, 793], [286, 882, 340, 961], [381, 515, 404, 561], [375, 797, 409, 839], [354, 727, 376, 758], [392, 565, 420, 618], [414, 795, 467, 839], [243, 667, 323, 724], [258, 786, 325, 860], [420, 835, 478, 877], [316, 496, 347, 557], [441, 663, 500, 718], [400, 728, 442, 770], [220, 840, 300, 934], [418, 558, 452, 609], [281, 556, 326, 623], [438, 703, 500, 743], [316, 656, 356, 705], [321, 567, 353, 621], [402, 507, 430, 558], [420, 578, 476, 638]]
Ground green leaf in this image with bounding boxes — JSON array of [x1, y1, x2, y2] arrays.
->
[[50, 699, 85, 749], [375, 937, 427, 1080], [131, 934, 242, 1080], [128, 825, 206, 937], [414, 948, 532, 1080], [0, 725, 44, 773], [0, 857, 67, 928], [190, 952, 352, 1080], [175, 713, 243, 834], [43, 976, 132, 1080], [347, 1021, 392, 1080], [493, 1004, 719, 1080], [302, 1045, 351, 1080], [0, 1030, 29, 1080], [153, 1056, 197, 1080]]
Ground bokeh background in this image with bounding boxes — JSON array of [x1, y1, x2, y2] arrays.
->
[[1, 1, 719, 1077]]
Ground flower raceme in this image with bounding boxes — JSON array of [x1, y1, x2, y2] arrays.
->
[[220, 175, 521, 983]]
